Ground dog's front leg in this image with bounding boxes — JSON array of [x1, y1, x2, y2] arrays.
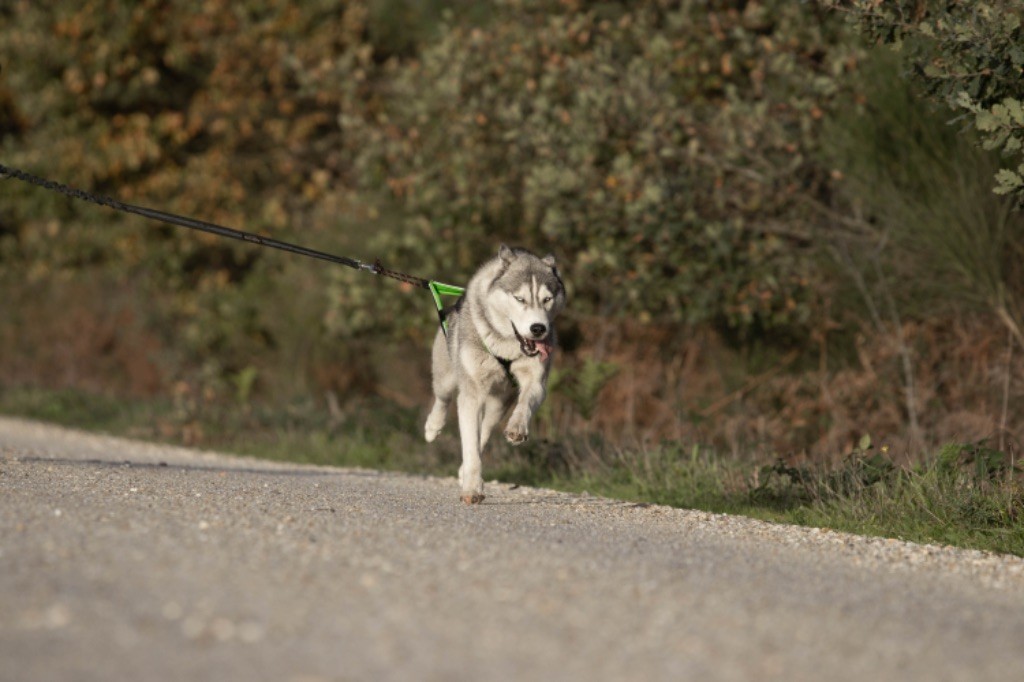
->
[[456, 391, 485, 503], [504, 369, 546, 445]]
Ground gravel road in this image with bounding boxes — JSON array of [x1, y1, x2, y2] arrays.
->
[[2, 415, 1023, 682]]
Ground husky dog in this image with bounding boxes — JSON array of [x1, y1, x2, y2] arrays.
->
[[425, 245, 567, 504]]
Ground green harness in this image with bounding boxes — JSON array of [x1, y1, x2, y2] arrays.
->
[[428, 280, 465, 335], [429, 281, 519, 387]]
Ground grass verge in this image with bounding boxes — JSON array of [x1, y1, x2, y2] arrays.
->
[[1, 387, 1021, 557]]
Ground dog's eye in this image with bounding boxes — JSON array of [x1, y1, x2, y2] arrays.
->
[[513, 296, 526, 303], [542, 296, 553, 304]]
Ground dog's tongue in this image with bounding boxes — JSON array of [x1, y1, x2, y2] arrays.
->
[[534, 339, 552, 361]]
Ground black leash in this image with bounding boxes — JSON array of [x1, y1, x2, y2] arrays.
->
[[0, 163, 433, 290]]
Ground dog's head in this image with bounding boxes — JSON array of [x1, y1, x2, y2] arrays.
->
[[486, 244, 566, 359]]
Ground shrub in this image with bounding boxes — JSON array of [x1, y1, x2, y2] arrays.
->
[[822, 0, 1024, 203], [0, 1, 378, 392], [822, 51, 1024, 349], [341, 0, 862, 336]]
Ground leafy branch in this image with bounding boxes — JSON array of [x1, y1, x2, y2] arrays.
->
[[821, 0, 1024, 202]]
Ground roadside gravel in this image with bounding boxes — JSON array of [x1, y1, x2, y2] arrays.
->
[[2, 415, 1023, 681]]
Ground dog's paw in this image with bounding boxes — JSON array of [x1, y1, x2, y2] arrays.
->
[[424, 413, 445, 443], [460, 493, 486, 505], [504, 425, 528, 445]]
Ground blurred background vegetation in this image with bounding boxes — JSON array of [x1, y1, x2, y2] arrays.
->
[[2, 0, 1023, 475]]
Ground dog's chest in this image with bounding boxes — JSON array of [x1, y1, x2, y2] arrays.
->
[[481, 355, 520, 394]]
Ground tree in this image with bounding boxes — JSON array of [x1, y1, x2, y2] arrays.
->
[[823, 0, 1024, 203]]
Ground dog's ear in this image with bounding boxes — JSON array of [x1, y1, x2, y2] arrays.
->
[[542, 253, 556, 267], [498, 244, 515, 263]]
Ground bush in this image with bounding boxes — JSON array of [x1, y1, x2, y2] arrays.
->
[[342, 0, 861, 335], [822, 0, 1024, 203], [0, 1, 379, 392], [1, 2, 863, 352], [2, 1, 1022, 463], [822, 51, 1024, 348]]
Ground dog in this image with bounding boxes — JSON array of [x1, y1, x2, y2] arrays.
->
[[424, 245, 566, 504]]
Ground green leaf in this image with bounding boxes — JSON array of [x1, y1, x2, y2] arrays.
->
[[975, 109, 1000, 132], [954, 90, 978, 112], [1003, 98, 1024, 126], [993, 168, 1024, 195]]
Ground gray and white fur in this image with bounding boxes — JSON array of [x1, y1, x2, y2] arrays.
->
[[425, 244, 567, 504]]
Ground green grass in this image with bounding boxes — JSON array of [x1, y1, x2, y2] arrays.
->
[[1, 387, 1021, 556]]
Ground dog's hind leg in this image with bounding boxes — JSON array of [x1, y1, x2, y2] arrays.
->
[[425, 330, 456, 443]]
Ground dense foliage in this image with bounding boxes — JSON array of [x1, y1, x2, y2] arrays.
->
[[823, 0, 1024, 202], [1, 1, 1022, 460], [346, 0, 860, 333], [1, 2, 861, 348]]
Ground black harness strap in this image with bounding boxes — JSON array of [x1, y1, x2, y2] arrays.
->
[[495, 355, 516, 384]]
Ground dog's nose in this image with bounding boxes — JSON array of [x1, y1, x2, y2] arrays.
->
[[530, 323, 547, 338]]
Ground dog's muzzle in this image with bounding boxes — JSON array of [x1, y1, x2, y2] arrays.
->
[[512, 322, 552, 361]]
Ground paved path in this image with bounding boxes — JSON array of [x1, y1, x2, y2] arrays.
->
[[2, 416, 1023, 681]]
